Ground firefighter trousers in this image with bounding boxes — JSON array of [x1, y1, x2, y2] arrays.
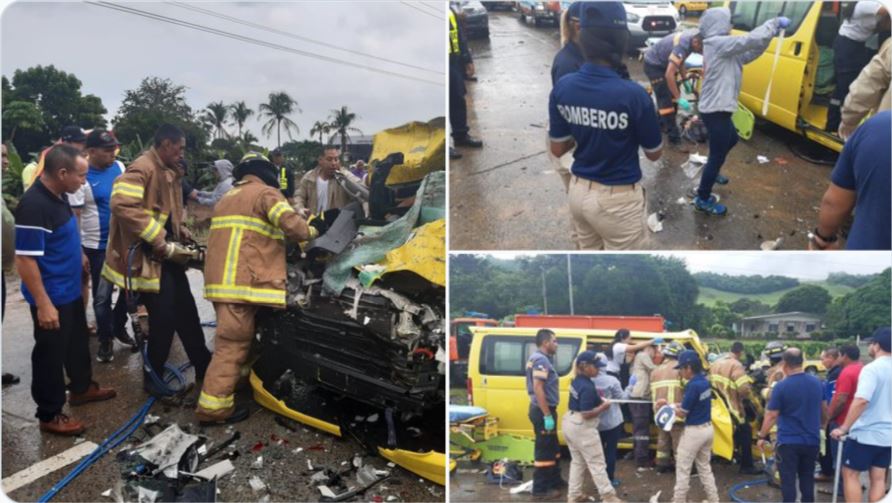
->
[[196, 302, 257, 421], [529, 404, 562, 496]]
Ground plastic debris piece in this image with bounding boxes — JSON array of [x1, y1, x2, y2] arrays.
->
[[676, 197, 687, 205], [101, 489, 112, 498], [292, 447, 304, 454], [197, 444, 208, 456], [681, 153, 707, 179], [761, 238, 783, 251], [375, 469, 391, 477], [258, 495, 270, 503], [356, 465, 380, 486], [143, 415, 160, 425], [647, 213, 664, 233], [386, 496, 400, 502], [307, 459, 314, 471], [318, 485, 337, 499], [137, 486, 159, 503], [649, 490, 662, 503], [194, 459, 235, 480], [386, 462, 396, 468], [367, 414, 379, 423], [353, 455, 363, 468], [311, 470, 330, 483], [248, 475, 266, 492], [757, 155, 770, 164], [74, 437, 86, 445], [251, 456, 263, 470]]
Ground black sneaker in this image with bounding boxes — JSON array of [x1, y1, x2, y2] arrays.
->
[[96, 340, 114, 363], [454, 134, 483, 148]]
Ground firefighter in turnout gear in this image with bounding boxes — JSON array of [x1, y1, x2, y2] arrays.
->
[[651, 341, 685, 473], [761, 341, 788, 402], [709, 341, 760, 474], [195, 152, 324, 425]]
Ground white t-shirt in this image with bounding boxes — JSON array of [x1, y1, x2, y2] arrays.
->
[[605, 342, 628, 374], [316, 177, 330, 214], [839, 1, 882, 42]]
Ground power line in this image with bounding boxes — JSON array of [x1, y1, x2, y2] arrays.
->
[[400, 1, 444, 20], [166, 2, 442, 76], [85, 1, 443, 87], [417, 1, 446, 15]]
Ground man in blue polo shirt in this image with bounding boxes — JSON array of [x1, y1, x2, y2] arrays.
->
[[70, 129, 134, 362], [526, 329, 561, 499], [758, 348, 824, 503], [15, 144, 116, 436], [813, 110, 891, 250], [549, 1, 662, 250], [657, 350, 720, 503]]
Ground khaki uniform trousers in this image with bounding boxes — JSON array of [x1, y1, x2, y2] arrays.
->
[[562, 411, 617, 502], [673, 423, 720, 503], [568, 176, 648, 250], [656, 423, 684, 467], [195, 302, 257, 421]]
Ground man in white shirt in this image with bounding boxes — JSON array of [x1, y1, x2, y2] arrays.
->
[[294, 146, 363, 218]]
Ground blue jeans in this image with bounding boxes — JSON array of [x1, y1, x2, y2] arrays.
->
[[777, 443, 818, 503], [599, 424, 623, 481], [83, 247, 128, 343], [697, 111, 739, 200]]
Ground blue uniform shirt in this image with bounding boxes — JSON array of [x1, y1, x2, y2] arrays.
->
[[526, 350, 560, 407], [680, 373, 711, 426], [549, 63, 663, 185], [551, 41, 584, 86], [569, 374, 603, 412], [830, 110, 891, 249], [15, 179, 83, 306], [767, 372, 823, 446]]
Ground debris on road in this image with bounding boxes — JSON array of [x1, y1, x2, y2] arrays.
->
[[757, 155, 770, 164], [761, 238, 783, 251], [193, 459, 235, 480], [682, 153, 708, 179], [248, 475, 267, 492], [647, 212, 664, 233]]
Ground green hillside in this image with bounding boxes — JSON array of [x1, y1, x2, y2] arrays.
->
[[697, 280, 855, 308]]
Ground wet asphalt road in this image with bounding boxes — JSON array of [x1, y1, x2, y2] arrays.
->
[[1, 274, 442, 502], [449, 11, 839, 251]]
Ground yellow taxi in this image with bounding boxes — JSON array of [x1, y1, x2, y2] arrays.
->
[[675, 1, 708, 16]]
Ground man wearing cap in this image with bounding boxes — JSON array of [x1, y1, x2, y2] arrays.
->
[[757, 349, 824, 503], [656, 350, 720, 503], [642, 29, 703, 151], [650, 341, 684, 473], [629, 339, 659, 468], [548, 2, 663, 250], [294, 146, 364, 218], [525, 329, 562, 499], [831, 328, 891, 503], [71, 129, 134, 362], [709, 341, 759, 474], [22, 126, 87, 191], [197, 152, 324, 425], [563, 350, 624, 503]]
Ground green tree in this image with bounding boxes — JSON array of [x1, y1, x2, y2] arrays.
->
[[2, 101, 45, 143], [310, 120, 331, 143], [2, 65, 107, 159], [279, 139, 324, 173], [259, 91, 301, 148], [229, 101, 254, 137], [328, 106, 362, 158], [825, 269, 891, 338], [776, 285, 832, 314], [112, 77, 208, 158], [729, 298, 772, 316], [204, 101, 230, 140]]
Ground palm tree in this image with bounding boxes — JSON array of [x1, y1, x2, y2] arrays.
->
[[327, 106, 362, 158], [204, 101, 230, 140], [259, 91, 301, 148], [239, 130, 258, 146], [309, 120, 331, 144], [230, 101, 254, 137]]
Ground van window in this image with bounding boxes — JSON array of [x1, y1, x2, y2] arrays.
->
[[731, 1, 759, 31], [479, 336, 582, 376], [730, 2, 812, 35]]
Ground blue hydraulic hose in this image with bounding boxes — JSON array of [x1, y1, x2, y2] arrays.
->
[[37, 363, 190, 502], [728, 478, 770, 503]]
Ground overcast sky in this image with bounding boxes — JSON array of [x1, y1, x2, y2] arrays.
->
[[472, 252, 892, 281], [1, 1, 445, 148]]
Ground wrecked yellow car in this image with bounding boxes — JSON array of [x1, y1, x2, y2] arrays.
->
[[250, 118, 449, 485]]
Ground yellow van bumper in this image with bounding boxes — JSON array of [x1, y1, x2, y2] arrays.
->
[[249, 371, 450, 485]]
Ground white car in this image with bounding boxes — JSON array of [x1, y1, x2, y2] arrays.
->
[[624, 0, 680, 48]]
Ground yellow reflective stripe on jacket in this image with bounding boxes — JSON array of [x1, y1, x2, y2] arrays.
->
[[101, 262, 160, 292], [210, 216, 284, 240], [449, 10, 460, 54], [205, 284, 286, 305], [144, 209, 169, 226], [710, 373, 737, 390], [111, 181, 144, 199], [139, 218, 163, 242], [267, 201, 293, 228], [223, 228, 244, 285], [651, 379, 680, 404], [734, 374, 753, 388], [198, 391, 234, 411]]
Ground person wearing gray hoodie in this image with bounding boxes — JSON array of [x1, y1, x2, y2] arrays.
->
[[196, 159, 234, 206], [694, 8, 789, 216]]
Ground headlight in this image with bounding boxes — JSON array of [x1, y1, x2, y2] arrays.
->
[[627, 12, 640, 23], [535, 3, 545, 10]]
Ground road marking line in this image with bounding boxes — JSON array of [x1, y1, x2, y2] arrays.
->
[[2, 441, 98, 494]]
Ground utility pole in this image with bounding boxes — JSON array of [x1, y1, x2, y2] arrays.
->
[[541, 268, 548, 314], [567, 255, 575, 315]]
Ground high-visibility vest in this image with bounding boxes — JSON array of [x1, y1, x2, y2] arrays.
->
[[449, 10, 460, 55]]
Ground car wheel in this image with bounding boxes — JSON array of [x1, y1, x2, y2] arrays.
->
[[679, 5, 687, 16], [805, 366, 817, 375]]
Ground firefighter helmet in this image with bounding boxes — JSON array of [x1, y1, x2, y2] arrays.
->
[[662, 341, 684, 358]]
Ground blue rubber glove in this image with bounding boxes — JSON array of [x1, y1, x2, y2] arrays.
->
[[543, 415, 555, 431], [629, 375, 638, 387], [777, 16, 790, 29], [677, 97, 691, 111], [653, 337, 665, 345]]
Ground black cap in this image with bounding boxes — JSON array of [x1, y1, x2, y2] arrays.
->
[[270, 148, 283, 157], [60, 126, 87, 143], [85, 129, 120, 149], [869, 327, 891, 352]]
